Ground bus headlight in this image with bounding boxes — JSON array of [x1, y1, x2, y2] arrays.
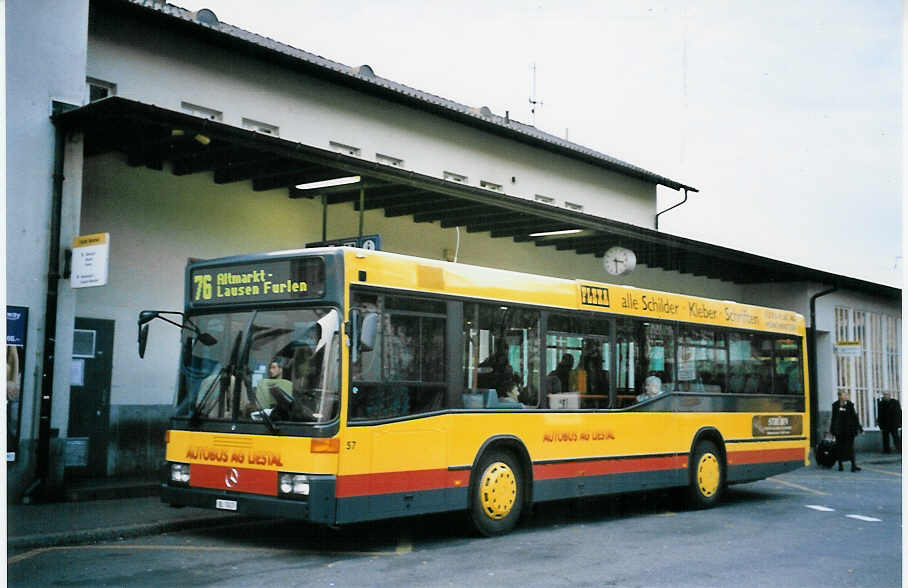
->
[[170, 462, 190, 485], [278, 473, 309, 497]]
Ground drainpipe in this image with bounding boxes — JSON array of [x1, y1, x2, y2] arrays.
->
[[655, 188, 690, 230], [28, 102, 77, 502], [30, 108, 68, 500], [808, 284, 837, 448]]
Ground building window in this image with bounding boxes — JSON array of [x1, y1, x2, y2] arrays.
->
[[241, 118, 279, 136], [480, 180, 502, 192], [329, 141, 360, 157], [180, 102, 222, 121], [443, 171, 468, 184], [564, 201, 584, 212], [87, 77, 116, 102], [72, 330, 97, 358], [835, 306, 902, 428], [534, 194, 555, 205], [376, 153, 404, 168]]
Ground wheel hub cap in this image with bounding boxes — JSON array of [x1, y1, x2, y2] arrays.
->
[[697, 453, 720, 497], [479, 461, 517, 520]]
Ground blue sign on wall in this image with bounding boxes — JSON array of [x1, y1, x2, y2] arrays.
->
[[306, 234, 381, 251], [7, 306, 28, 461], [6, 306, 27, 346]]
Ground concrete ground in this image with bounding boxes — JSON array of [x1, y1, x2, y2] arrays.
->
[[6, 450, 899, 551]]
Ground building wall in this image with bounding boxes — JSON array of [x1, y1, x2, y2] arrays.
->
[[85, 9, 658, 226], [811, 289, 902, 449], [740, 281, 812, 319], [5, 0, 90, 498]]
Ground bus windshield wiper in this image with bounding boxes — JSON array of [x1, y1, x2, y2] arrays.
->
[[191, 332, 242, 422], [236, 312, 279, 434], [189, 365, 228, 422]]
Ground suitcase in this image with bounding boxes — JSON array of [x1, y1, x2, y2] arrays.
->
[[815, 438, 837, 467]]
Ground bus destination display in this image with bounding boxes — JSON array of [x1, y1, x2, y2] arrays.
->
[[190, 258, 325, 305]]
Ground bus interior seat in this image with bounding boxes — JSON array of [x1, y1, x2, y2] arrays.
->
[[481, 388, 523, 409]]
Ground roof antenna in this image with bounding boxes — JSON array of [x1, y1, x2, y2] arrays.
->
[[529, 62, 543, 125]]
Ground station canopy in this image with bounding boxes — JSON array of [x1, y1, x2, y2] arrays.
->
[[54, 96, 896, 297]]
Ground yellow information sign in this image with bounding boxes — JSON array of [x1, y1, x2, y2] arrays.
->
[[71, 232, 110, 288]]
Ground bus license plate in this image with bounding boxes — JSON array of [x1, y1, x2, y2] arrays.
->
[[215, 499, 237, 511]]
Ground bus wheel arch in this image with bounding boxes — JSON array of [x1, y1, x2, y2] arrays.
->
[[686, 428, 727, 509], [468, 436, 532, 536]]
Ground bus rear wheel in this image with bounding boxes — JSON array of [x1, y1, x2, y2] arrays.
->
[[469, 449, 524, 536], [687, 440, 725, 509]]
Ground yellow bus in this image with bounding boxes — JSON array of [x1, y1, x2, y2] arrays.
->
[[142, 247, 809, 536]]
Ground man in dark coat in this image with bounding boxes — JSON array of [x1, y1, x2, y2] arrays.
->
[[876, 391, 902, 453], [830, 390, 862, 472]]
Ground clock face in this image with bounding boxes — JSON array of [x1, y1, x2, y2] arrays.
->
[[603, 246, 637, 276]]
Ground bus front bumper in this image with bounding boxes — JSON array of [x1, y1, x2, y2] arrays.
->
[[161, 479, 336, 524]]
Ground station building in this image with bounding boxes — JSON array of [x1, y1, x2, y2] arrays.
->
[[5, 0, 901, 501]]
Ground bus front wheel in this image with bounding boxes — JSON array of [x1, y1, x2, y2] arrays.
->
[[469, 449, 524, 536], [687, 440, 725, 509]]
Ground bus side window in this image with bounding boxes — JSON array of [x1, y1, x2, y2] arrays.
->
[[774, 337, 803, 394], [464, 303, 539, 408], [547, 313, 610, 408], [678, 327, 727, 394], [617, 318, 674, 406], [349, 292, 447, 420], [728, 332, 774, 394]]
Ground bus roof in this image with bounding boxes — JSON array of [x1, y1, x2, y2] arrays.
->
[[339, 248, 806, 336]]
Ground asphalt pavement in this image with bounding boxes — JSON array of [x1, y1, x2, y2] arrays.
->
[[5, 450, 900, 551]]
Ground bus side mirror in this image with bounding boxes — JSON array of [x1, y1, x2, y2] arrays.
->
[[138, 310, 158, 326], [137, 310, 158, 358], [182, 336, 194, 366], [359, 312, 377, 353], [138, 324, 150, 358], [349, 310, 378, 364]]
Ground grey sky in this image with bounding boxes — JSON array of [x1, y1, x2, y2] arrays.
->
[[180, 0, 902, 287]]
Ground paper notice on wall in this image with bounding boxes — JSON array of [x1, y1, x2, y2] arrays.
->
[[72, 233, 109, 288], [835, 341, 862, 357]]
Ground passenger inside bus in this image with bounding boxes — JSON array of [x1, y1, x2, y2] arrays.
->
[[477, 348, 516, 401], [544, 353, 574, 408], [553, 353, 574, 393], [248, 359, 292, 417], [636, 374, 664, 403]]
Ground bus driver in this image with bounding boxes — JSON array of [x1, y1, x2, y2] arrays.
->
[[253, 360, 292, 413]]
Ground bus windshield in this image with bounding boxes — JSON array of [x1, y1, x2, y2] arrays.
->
[[176, 307, 340, 424]]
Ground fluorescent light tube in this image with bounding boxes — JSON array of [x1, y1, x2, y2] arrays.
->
[[295, 175, 361, 190], [528, 229, 583, 237]]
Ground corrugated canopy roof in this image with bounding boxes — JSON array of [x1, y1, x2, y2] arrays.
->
[[54, 97, 899, 299]]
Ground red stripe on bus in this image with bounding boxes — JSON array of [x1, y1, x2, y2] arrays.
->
[[337, 468, 458, 498], [533, 454, 688, 481], [191, 464, 277, 495], [726, 447, 803, 465], [335, 447, 803, 499]]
